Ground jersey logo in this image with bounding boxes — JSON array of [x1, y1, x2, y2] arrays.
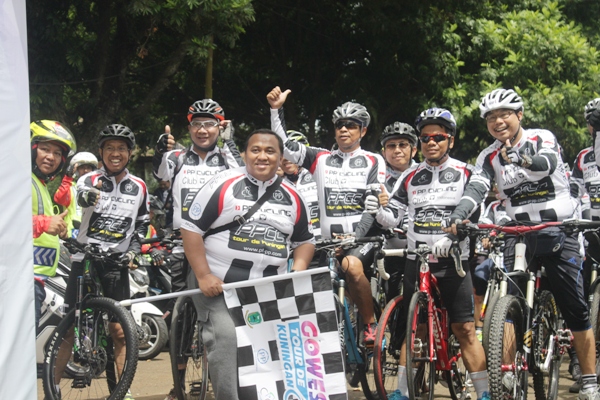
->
[[186, 153, 199, 166], [233, 181, 258, 201], [326, 155, 343, 168], [206, 153, 224, 167], [119, 179, 140, 196], [349, 156, 367, 169], [273, 190, 284, 201], [439, 168, 460, 184], [98, 177, 114, 192], [584, 150, 595, 164], [412, 169, 433, 186]]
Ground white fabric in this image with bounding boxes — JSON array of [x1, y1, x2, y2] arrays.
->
[[0, 2, 36, 398]]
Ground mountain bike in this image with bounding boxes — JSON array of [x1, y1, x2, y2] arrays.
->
[[42, 238, 139, 400], [316, 234, 387, 400], [457, 221, 593, 400]]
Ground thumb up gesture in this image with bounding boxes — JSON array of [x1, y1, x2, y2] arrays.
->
[[48, 209, 69, 238]]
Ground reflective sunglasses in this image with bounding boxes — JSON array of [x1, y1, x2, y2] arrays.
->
[[418, 133, 450, 144], [190, 120, 219, 129], [334, 120, 361, 130]]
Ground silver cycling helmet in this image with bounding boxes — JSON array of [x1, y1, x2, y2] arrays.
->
[[332, 101, 371, 127], [381, 122, 417, 146], [70, 151, 98, 169], [415, 108, 457, 135], [287, 130, 309, 146], [98, 124, 136, 149], [479, 88, 524, 118], [584, 98, 600, 122], [187, 99, 225, 122]]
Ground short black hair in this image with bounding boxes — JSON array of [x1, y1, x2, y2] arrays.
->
[[244, 129, 284, 153]]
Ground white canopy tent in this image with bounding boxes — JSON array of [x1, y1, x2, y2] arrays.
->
[[0, 0, 37, 398]]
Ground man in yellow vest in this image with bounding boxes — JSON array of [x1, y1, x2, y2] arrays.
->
[[31, 120, 76, 329]]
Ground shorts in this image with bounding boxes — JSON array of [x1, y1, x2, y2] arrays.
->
[[503, 231, 589, 331], [337, 241, 377, 278], [64, 260, 131, 312], [403, 257, 475, 324]]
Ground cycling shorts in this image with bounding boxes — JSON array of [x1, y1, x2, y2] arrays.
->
[[64, 260, 131, 313], [403, 258, 475, 324], [337, 241, 377, 278], [503, 231, 589, 331]]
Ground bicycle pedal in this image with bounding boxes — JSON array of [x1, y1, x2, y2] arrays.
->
[[71, 378, 87, 389]]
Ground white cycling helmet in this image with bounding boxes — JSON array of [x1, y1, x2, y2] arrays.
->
[[70, 151, 98, 169], [332, 102, 371, 127], [479, 88, 524, 118], [584, 98, 600, 122]]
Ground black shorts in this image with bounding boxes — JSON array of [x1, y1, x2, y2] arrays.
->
[[503, 231, 589, 331], [403, 257, 475, 324], [337, 241, 377, 277], [64, 260, 130, 312]]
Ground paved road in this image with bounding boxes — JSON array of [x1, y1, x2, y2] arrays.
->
[[37, 349, 579, 399]]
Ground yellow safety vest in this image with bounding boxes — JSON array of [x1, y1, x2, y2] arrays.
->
[[32, 174, 60, 276]]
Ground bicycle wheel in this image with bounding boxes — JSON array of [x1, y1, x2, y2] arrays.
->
[[374, 295, 405, 398], [590, 281, 600, 377], [42, 297, 139, 400], [169, 296, 209, 400], [406, 291, 435, 400], [482, 286, 500, 354], [531, 290, 560, 400], [445, 333, 472, 400], [487, 295, 528, 400], [359, 298, 382, 400]]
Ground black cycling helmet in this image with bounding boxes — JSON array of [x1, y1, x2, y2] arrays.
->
[[187, 99, 225, 122], [332, 102, 371, 127], [98, 124, 136, 149], [287, 130, 310, 146], [415, 108, 457, 136], [380, 122, 417, 147], [584, 98, 600, 122]]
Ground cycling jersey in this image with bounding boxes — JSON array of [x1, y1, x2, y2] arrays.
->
[[384, 163, 415, 249], [181, 166, 314, 283], [452, 128, 574, 222], [480, 199, 511, 225], [270, 109, 386, 238], [384, 161, 416, 192], [153, 141, 243, 230], [285, 168, 321, 240], [75, 167, 150, 259], [571, 146, 600, 220], [389, 157, 476, 260]]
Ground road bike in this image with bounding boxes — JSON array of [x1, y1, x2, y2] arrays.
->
[[42, 239, 139, 400]]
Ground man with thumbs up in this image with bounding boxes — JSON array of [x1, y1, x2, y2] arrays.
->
[[30, 120, 77, 329]]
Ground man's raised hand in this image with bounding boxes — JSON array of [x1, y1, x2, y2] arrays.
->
[[266, 86, 291, 110]]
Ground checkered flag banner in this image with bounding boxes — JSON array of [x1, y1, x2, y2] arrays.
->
[[223, 267, 348, 400]]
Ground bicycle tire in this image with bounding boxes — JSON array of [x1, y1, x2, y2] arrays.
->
[[532, 290, 560, 400], [446, 333, 472, 400], [169, 296, 208, 400], [373, 295, 404, 398], [406, 291, 435, 400], [42, 297, 139, 400], [482, 286, 500, 354], [487, 295, 528, 400], [590, 280, 600, 377], [359, 298, 382, 400]]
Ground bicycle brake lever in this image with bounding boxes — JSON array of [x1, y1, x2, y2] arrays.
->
[[448, 235, 465, 278]]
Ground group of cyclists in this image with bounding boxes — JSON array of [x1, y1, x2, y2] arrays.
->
[[30, 84, 600, 400]]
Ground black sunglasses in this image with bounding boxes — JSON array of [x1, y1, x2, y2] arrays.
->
[[418, 134, 449, 144], [335, 120, 361, 130]]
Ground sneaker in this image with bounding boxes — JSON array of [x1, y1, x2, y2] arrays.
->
[[477, 391, 490, 400], [124, 390, 135, 400], [164, 388, 177, 400], [387, 389, 409, 400], [570, 359, 583, 381], [571, 377, 584, 394], [579, 386, 600, 400], [363, 323, 377, 347]]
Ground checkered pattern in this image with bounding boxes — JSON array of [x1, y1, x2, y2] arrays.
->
[[224, 267, 348, 400]]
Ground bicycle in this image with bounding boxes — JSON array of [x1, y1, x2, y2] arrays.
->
[[315, 234, 388, 400], [42, 238, 139, 400], [456, 221, 592, 400]]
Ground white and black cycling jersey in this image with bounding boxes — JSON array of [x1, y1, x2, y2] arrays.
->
[[453, 128, 574, 222], [75, 168, 150, 258], [153, 142, 243, 230], [286, 168, 321, 240], [384, 164, 415, 249], [480, 199, 511, 225], [181, 167, 314, 283], [571, 146, 599, 220], [389, 157, 476, 260], [270, 109, 387, 238]]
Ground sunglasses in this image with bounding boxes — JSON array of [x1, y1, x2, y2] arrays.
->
[[335, 120, 361, 130], [190, 120, 219, 129], [418, 133, 450, 144], [385, 142, 411, 150]]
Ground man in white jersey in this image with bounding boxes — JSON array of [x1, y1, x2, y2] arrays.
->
[[153, 99, 244, 400], [445, 88, 598, 400], [181, 129, 315, 400], [267, 86, 389, 346]]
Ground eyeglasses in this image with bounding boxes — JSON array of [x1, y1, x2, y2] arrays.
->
[[190, 120, 219, 129], [104, 146, 129, 154], [334, 120, 361, 130], [485, 110, 514, 123], [418, 133, 450, 144], [385, 142, 411, 150]]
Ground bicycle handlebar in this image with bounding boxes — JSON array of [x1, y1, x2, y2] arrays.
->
[[457, 219, 600, 236]]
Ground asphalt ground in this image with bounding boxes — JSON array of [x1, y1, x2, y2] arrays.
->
[[37, 348, 579, 399]]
